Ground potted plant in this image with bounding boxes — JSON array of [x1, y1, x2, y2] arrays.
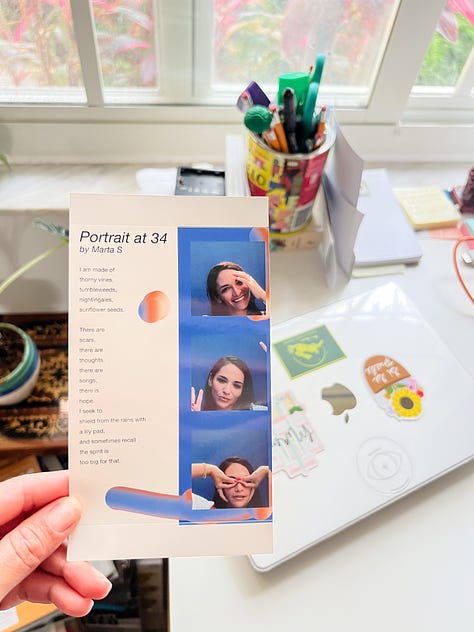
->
[[0, 221, 68, 405], [0, 321, 41, 405]]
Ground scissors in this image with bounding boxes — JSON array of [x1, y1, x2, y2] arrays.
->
[[302, 53, 326, 141]]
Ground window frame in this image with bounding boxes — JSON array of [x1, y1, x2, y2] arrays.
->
[[0, 0, 472, 164]]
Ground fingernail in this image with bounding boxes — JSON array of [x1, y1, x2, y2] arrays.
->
[[89, 567, 113, 593], [47, 496, 82, 532], [97, 574, 113, 594]]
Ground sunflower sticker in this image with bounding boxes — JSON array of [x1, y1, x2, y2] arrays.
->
[[363, 355, 424, 421]]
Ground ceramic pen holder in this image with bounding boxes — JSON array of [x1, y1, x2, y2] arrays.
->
[[0, 322, 41, 406]]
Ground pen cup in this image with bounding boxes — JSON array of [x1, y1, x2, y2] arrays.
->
[[246, 124, 335, 234]]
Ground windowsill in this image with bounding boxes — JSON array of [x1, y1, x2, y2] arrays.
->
[[0, 161, 471, 212], [2, 120, 474, 165], [0, 164, 149, 211]]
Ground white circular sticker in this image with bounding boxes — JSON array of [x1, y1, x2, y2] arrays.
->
[[357, 437, 412, 495]]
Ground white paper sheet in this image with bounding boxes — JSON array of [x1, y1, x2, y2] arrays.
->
[[67, 194, 273, 560]]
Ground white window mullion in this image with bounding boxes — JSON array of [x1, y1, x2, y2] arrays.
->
[[366, 0, 445, 124], [70, 0, 104, 107], [193, 0, 214, 101], [156, 0, 193, 101], [456, 45, 474, 97]]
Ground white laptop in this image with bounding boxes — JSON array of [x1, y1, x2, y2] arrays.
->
[[250, 282, 474, 571]]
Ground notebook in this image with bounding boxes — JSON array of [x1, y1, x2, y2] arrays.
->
[[354, 169, 422, 266], [250, 282, 473, 572]]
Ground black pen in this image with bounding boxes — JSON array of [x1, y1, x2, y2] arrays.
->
[[282, 87, 299, 153]]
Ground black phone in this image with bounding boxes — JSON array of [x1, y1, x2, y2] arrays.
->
[[175, 166, 225, 196]]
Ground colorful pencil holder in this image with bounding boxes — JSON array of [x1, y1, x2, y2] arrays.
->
[[246, 125, 335, 234]]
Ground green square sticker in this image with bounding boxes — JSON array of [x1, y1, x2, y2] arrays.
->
[[273, 325, 346, 379]]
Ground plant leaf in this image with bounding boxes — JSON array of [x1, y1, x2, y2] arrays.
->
[[33, 219, 69, 240], [0, 153, 11, 169]]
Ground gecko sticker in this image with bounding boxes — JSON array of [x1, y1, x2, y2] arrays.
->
[[363, 355, 424, 421]]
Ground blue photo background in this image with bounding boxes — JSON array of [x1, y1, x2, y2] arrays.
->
[[189, 240, 266, 316], [178, 226, 271, 521], [191, 422, 270, 505]]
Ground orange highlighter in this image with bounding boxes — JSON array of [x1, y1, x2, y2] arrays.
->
[[262, 116, 282, 151], [267, 104, 289, 153]]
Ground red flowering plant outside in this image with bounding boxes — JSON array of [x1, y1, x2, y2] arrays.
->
[[92, 0, 156, 87], [0, 0, 80, 87], [214, 0, 286, 83], [417, 0, 474, 86], [1, 1, 472, 96], [0, 0, 156, 90], [213, 0, 397, 89], [214, 0, 473, 92], [438, 0, 474, 42]]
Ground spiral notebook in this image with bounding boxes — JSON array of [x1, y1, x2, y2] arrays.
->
[[250, 282, 473, 571]]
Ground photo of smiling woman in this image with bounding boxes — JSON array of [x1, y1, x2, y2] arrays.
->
[[206, 261, 266, 316], [189, 240, 267, 317], [191, 355, 265, 411]]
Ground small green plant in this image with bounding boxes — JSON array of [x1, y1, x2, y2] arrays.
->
[[0, 152, 10, 169], [0, 220, 68, 296]]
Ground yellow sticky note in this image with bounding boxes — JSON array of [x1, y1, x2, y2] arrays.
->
[[395, 187, 461, 230]]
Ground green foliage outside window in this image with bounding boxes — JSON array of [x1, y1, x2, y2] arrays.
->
[[0, 1, 154, 89], [416, 14, 474, 87], [0, 1, 473, 97]]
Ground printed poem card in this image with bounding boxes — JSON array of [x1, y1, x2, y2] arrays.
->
[[68, 194, 272, 561]]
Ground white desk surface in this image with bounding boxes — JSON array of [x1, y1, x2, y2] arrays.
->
[[1, 163, 472, 630], [169, 186, 474, 631]]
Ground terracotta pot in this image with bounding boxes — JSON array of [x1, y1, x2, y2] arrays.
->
[[0, 322, 40, 405]]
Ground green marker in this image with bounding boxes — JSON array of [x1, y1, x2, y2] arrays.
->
[[277, 71, 310, 113]]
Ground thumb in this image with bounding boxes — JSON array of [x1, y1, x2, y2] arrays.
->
[[0, 496, 82, 600]]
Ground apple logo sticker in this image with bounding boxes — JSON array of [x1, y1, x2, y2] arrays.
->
[[321, 382, 357, 422]]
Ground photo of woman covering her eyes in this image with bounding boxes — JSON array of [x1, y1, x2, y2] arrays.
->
[[191, 356, 260, 411], [206, 261, 266, 316], [212, 457, 266, 509], [191, 457, 270, 510]]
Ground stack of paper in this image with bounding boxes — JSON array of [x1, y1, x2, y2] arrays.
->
[[354, 169, 422, 267], [225, 134, 250, 196]]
